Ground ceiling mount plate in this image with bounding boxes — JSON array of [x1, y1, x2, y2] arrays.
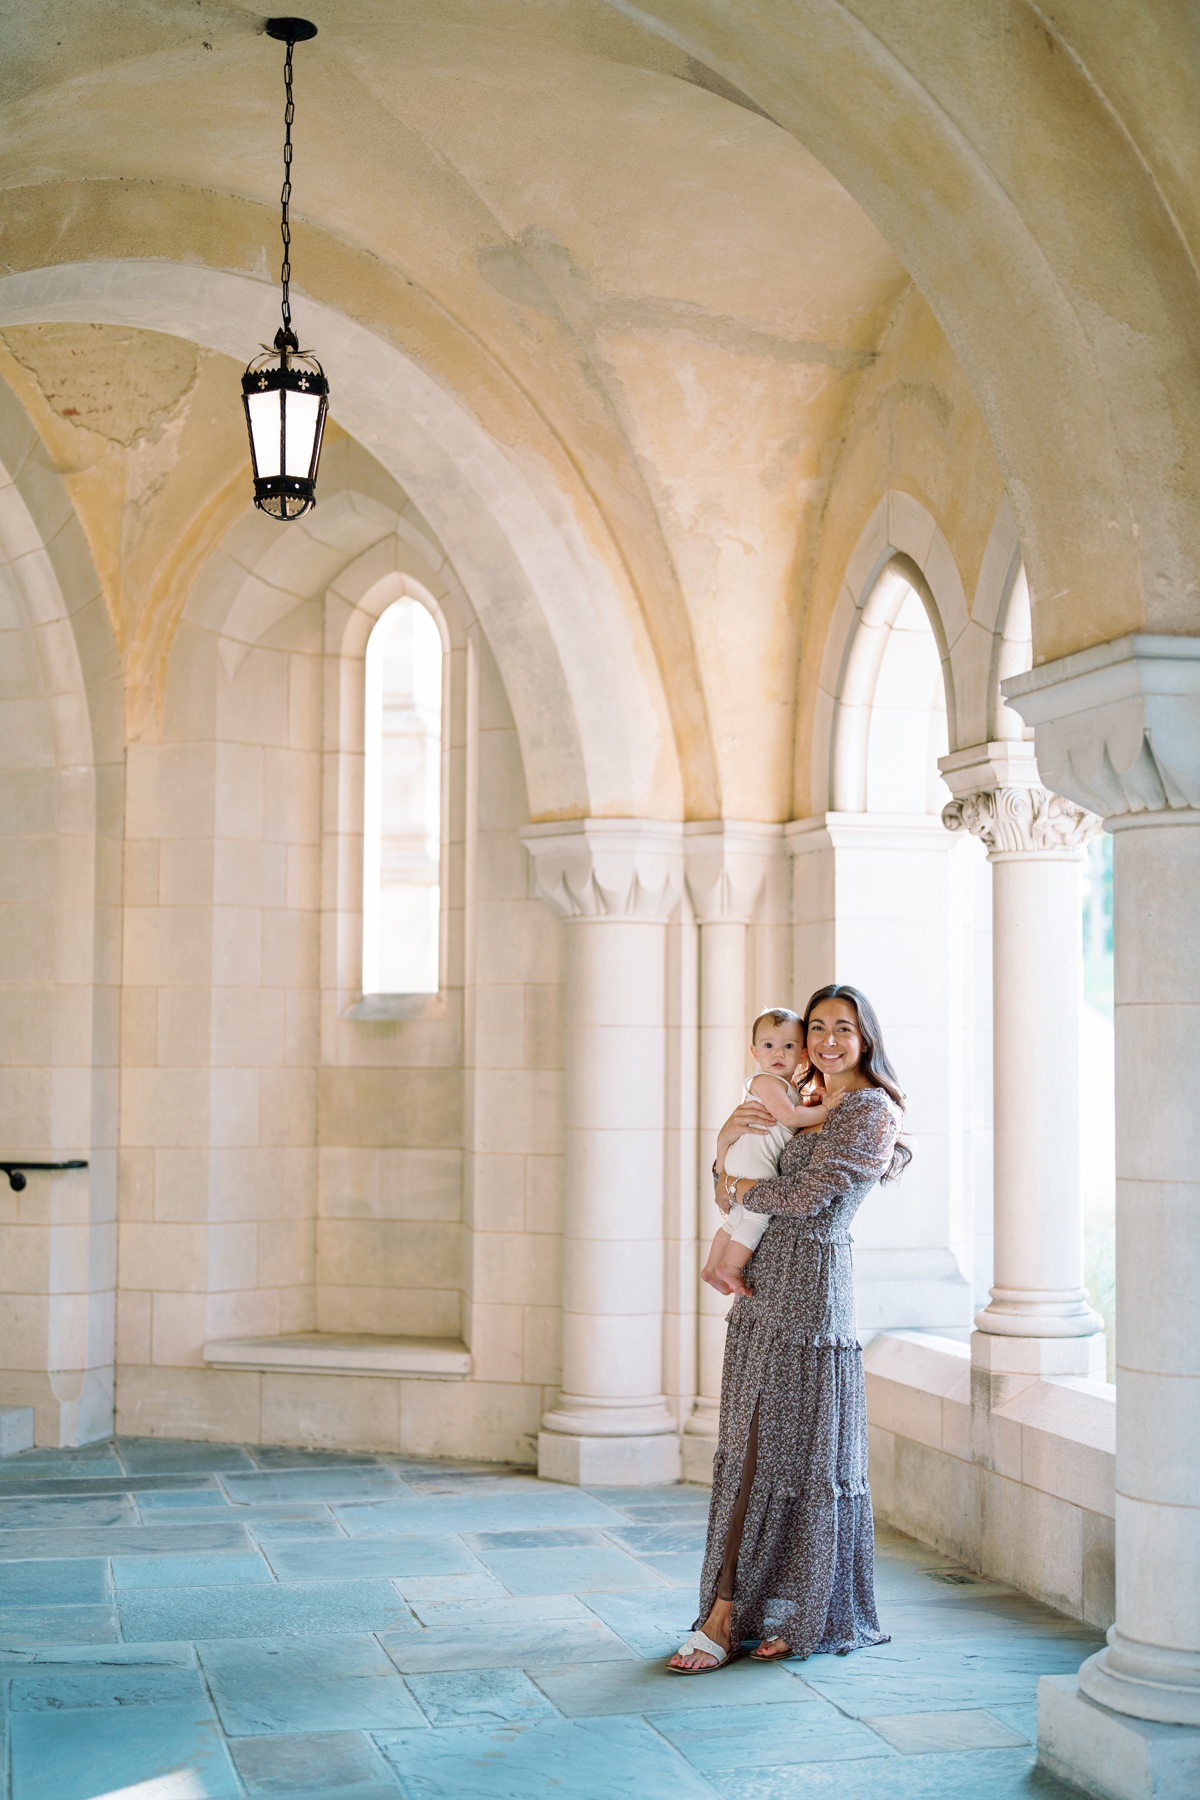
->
[[265, 17, 318, 43]]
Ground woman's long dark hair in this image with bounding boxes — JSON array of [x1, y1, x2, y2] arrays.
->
[[802, 983, 911, 1182]]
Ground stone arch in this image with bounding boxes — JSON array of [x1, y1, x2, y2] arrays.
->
[[610, 0, 1199, 658], [816, 492, 969, 815], [0, 259, 684, 824]]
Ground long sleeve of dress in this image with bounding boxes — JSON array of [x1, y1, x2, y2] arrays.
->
[[740, 1090, 897, 1219]]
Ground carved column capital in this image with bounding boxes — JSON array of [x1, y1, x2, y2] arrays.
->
[[683, 820, 785, 924], [521, 819, 684, 923], [942, 786, 1102, 857], [1002, 634, 1200, 820]]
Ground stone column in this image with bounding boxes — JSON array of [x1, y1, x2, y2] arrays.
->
[[680, 822, 782, 1481], [942, 744, 1104, 1348], [521, 820, 683, 1486], [1002, 639, 1200, 1798]]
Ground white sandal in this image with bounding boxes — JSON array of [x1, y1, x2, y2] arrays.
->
[[666, 1628, 740, 1674]]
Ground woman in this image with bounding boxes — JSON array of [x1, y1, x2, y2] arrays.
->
[[669, 983, 909, 1672]]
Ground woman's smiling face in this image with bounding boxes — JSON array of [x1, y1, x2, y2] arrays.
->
[[805, 998, 863, 1079]]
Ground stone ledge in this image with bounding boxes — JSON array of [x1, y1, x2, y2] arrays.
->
[[202, 1333, 471, 1381]]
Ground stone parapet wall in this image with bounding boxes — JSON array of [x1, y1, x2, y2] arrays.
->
[[865, 1330, 1115, 1629]]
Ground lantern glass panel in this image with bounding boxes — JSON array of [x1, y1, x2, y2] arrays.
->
[[285, 391, 322, 475], [246, 389, 282, 478]]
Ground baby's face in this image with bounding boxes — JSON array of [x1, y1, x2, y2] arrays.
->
[[751, 1025, 804, 1081]]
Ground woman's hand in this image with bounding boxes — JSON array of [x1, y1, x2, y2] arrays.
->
[[715, 1100, 775, 1171]]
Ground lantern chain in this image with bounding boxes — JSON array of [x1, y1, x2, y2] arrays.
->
[[279, 37, 295, 340]]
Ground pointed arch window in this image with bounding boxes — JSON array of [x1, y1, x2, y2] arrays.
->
[[362, 598, 443, 995]]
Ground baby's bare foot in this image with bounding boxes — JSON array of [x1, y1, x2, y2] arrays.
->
[[717, 1264, 753, 1297], [701, 1266, 733, 1294]]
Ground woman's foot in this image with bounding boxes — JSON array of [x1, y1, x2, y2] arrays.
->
[[752, 1637, 791, 1659], [669, 1601, 733, 1671]]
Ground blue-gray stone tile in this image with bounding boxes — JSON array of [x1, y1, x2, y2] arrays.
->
[[396, 1572, 510, 1607], [862, 1708, 1029, 1754], [10, 1702, 240, 1800], [462, 1527, 606, 1551], [0, 1557, 109, 1601], [379, 1615, 635, 1673], [532, 1653, 817, 1717], [231, 1728, 399, 1794], [373, 1715, 719, 1798], [112, 1551, 275, 1588], [404, 1668, 559, 1725], [249, 1517, 348, 1541], [877, 1598, 1102, 1645], [249, 1447, 386, 1470], [408, 1593, 597, 1628], [602, 1523, 709, 1555], [790, 1636, 1105, 1716], [0, 1493, 136, 1529], [117, 1437, 257, 1474], [199, 1635, 427, 1736], [0, 1521, 252, 1559], [579, 1588, 701, 1657], [11, 1665, 207, 1709], [711, 1746, 1081, 1799], [121, 1578, 417, 1641], [229, 1502, 340, 1520], [611, 1502, 713, 1527], [471, 1544, 669, 1595], [334, 1489, 624, 1537], [0, 1443, 124, 1478], [136, 1487, 231, 1510], [658, 1699, 892, 1771], [0, 1603, 118, 1644], [0, 1640, 196, 1668], [872, 1561, 1012, 1603], [263, 1537, 480, 1582], [0, 1472, 218, 1498], [624, 1549, 705, 1588], [653, 1700, 893, 1772], [583, 1485, 710, 1507], [223, 1470, 407, 1504]]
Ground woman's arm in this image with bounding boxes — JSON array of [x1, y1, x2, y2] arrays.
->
[[739, 1092, 898, 1219]]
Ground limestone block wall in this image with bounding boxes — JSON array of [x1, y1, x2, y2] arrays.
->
[[866, 1331, 1115, 1629], [0, 390, 122, 1448], [115, 520, 324, 1437], [110, 453, 570, 1463], [456, 626, 565, 1464]]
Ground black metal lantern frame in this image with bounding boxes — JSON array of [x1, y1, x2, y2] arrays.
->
[[242, 19, 329, 521]]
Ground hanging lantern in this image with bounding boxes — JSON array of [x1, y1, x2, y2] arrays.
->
[[242, 18, 328, 521]]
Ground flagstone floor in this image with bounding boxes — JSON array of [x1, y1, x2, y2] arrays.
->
[[0, 1437, 1102, 1800]]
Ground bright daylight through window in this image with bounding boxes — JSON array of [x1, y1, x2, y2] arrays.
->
[[361, 598, 443, 996]]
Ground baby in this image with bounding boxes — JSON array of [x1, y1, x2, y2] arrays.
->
[[701, 1006, 836, 1295]]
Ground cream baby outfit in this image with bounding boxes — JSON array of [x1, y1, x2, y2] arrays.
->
[[720, 1073, 800, 1250]]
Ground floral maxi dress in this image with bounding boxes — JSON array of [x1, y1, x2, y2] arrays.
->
[[696, 1086, 899, 1654]]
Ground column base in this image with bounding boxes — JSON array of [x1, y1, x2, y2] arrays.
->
[[1038, 1676, 1200, 1800], [681, 1400, 719, 1483], [538, 1430, 681, 1487], [976, 1285, 1104, 1337]]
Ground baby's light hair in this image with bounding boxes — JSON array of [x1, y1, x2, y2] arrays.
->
[[751, 1006, 802, 1043]]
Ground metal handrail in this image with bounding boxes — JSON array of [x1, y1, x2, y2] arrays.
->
[[0, 1161, 88, 1192]]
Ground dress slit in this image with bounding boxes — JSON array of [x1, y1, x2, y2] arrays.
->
[[716, 1400, 759, 1603]]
